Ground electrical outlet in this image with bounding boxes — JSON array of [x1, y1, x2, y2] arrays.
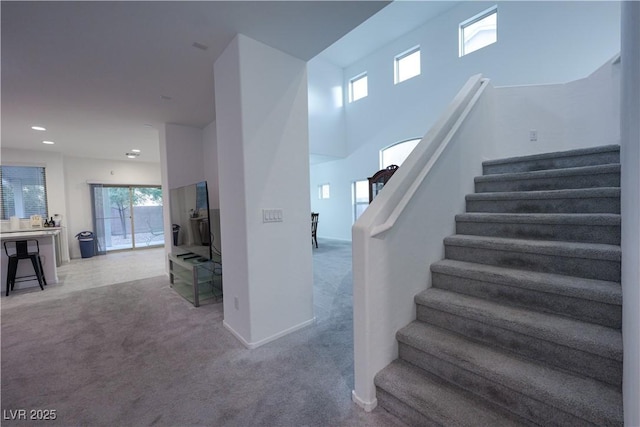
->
[[529, 130, 538, 142]]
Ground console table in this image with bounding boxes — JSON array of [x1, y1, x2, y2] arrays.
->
[[168, 251, 222, 307]]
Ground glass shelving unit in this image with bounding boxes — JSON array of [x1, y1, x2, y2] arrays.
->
[[168, 251, 222, 307]]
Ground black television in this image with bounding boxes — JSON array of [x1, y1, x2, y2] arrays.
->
[[169, 181, 212, 260]]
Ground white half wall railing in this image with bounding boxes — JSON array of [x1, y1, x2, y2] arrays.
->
[[351, 73, 493, 410]]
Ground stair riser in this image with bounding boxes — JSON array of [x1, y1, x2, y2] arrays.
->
[[376, 389, 434, 427], [398, 343, 590, 427], [475, 173, 620, 193], [416, 305, 621, 386], [456, 220, 620, 245], [431, 271, 622, 328], [466, 197, 620, 214], [376, 388, 440, 427], [444, 244, 620, 282], [482, 152, 620, 175]]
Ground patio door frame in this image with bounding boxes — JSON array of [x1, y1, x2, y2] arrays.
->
[[90, 184, 163, 253]]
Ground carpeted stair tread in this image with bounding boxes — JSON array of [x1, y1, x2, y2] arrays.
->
[[444, 234, 621, 261], [477, 163, 620, 182], [444, 235, 621, 281], [465, 187, 620, 214], [475, 164, 620, 192], [466, 187, 620, 202], [455, 212, 621, 245], [482, 145, 620, 175], [430, 259, 622, 328], [415, 288, 622, 361], [455, 212, 620, 226], [397, 322, 623, 426], [375, 360, 527, 427], [430, 259, 621, 305]]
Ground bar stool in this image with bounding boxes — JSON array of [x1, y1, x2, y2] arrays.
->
[[4, 240, 47, 296]]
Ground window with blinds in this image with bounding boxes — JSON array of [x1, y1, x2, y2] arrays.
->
[[0, 166, 48, 219]]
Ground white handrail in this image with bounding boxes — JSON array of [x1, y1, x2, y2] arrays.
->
[[361, 74, 488, 237]]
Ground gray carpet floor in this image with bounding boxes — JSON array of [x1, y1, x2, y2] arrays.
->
[[1, 239, 405, 427]]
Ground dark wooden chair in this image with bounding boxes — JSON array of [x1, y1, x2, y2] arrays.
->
[[3, 240, 47, 296], [311, 212, 319, 248], [368, 165, 399, 202]]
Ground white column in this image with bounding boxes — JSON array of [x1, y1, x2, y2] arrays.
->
[[214, 34, 314, 347], [621, 2, 640, 426]]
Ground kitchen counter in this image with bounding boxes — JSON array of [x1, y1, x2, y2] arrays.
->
[[1, 227, 61, 237], [1, 228, 61, 294]]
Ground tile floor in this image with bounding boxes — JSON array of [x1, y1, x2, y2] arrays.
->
[[0, 247, 166, 310]]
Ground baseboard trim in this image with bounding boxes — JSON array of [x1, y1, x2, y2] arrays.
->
[[352, 390, 377, 412], [223, 317, 316, 350], [318, 236, 352, 243]]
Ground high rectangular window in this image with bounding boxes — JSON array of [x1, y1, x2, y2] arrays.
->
[[349, 73, 368, 103], [0, 166, 48, 219], [318, 183, 330, 199], [460, 6, 497, 57], [395, 46, 421, 84]]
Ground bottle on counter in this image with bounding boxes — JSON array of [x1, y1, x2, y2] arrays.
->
[[43, 218, 50, 227]]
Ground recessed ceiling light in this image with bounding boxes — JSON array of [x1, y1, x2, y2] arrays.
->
[[31, 126, 46, 131], [160, 95, 172, 101], [42, 140, 55, 145], [126, 152, 140, 159], [131, 149, 141, 153]]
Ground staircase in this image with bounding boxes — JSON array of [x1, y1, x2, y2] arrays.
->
[[374, 145, 623, 426]]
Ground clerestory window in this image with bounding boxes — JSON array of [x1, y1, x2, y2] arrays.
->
[[460, 6, 498, 57], [395, 46, 421, 84], [348, 73, 368, 103]]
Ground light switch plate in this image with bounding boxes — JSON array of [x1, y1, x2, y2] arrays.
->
[[262, 209, 283, 223]]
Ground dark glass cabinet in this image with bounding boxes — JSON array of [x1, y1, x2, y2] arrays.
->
[[368, 165, 399, 203]]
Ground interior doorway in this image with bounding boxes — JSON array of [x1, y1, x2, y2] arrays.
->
[[91, 185, 164, 252]]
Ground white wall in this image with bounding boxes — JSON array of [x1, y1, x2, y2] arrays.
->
[[63, 156, 161, 259], [1, 148, 70, 262], [215, 34, 314, 348], [310, 0, 621, 241], [161, 124, 205, 190], [158, 123, 205, 268], [489, 57, 621, 161], [203, 121, 220, 210], [308, 56, 347, 162], [620, 2, 640, 425]]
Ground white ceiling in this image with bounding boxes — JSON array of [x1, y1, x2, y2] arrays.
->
[[1, 1, 457, 164]]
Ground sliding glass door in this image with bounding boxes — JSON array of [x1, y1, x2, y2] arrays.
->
[[91, 185, 164, 252]]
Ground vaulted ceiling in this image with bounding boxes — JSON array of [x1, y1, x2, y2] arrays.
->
[[1, 1, 457, 163]]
